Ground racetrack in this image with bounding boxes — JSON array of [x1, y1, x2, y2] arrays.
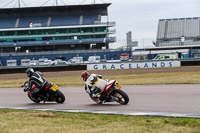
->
[[1, 84, 200, 115]]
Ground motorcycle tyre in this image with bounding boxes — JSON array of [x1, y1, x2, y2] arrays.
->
[[112, 89, 129, 105], [90, 96, 103, 104], [55, 90, 65, 103], [28, 94, 40, 103]]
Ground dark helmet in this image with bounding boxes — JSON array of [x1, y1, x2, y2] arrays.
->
[[26, 68, 34, 77], [81, 71, 90, 81]]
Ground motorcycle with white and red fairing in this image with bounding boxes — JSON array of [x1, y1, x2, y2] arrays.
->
[[89, 80, 129, 105]]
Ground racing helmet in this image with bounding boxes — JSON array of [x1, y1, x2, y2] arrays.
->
[[81, 71, 90, 81], [26, 68, 34, 77]]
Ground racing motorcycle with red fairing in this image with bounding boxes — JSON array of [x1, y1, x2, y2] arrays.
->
[[89, 80, 129, 105], [22, 81, 65, 103]]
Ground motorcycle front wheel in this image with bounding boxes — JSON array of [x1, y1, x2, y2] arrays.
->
[[27, 93, 40, 103], [112, 89, 129, 105], [90, 96, 103, 104], [55, 90, 65, 103]]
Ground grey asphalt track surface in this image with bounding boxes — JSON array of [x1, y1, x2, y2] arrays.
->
[[0, 84, 200, 115]]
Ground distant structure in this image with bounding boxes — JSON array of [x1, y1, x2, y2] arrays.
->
[[0, 4, 116, 53], [126, 31, 138, 48], [126, 31, 132, 46], [156, 17, 200, 47], [0, 2, 133, 66]]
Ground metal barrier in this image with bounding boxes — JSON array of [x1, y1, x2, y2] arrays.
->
[[1, 58, 200, 74]]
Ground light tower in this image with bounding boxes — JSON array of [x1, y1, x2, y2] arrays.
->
[[18, 0, 21, 8]]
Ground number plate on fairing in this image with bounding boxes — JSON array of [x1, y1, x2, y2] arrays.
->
[[51, 84, 58, 91], [116, 83, 121, 89]]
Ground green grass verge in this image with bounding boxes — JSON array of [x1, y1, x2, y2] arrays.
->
[[1, 71, 200, 88], [0, 109, 200, 133]]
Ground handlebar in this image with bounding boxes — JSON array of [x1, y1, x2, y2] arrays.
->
[[21, 85, 25, 88]]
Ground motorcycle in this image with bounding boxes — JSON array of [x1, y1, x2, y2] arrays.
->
[[89, 80, 129, 105], [22, 81, 65, 103]]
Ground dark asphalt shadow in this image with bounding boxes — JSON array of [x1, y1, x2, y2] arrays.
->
[[24, 103, 64, 106], [86, 103, 123, 107]]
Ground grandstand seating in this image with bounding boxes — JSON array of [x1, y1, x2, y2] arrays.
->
[[49, 38, 108, 45], [0, 14, 100, 28], [0, 42, 14, 47], [51, 15, 80, 26], [49, 39, 79, 45], [81, 38, 105, 43], [18, 16, 48, 28], [0, 17, 16, 28], [17, 41, 47, 46], [82, 14, 99, 25], [0, 4, 116, 67]]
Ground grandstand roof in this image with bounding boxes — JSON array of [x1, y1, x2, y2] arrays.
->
[[159, 17, 200, 21], [0, 3, 111, 17], [145, 45, 200, 51]]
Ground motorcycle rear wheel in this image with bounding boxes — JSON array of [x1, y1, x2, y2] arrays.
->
[[112, 89, 129, 105]]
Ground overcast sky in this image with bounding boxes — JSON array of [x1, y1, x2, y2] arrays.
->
[[0, 0, 200, 48]]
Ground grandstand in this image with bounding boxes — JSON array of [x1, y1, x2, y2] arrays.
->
[[144, 17, 200, 59], [0, 3, 132, 66], [156, 17, 200, 47]]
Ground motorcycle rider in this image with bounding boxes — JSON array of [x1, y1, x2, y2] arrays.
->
[[81, 71, 107, 102], [24, 68, 49, 95]]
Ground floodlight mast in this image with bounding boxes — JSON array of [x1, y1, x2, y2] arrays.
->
[[18, 0, 20, 8]]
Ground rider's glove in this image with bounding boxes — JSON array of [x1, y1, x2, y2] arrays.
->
[[24, 87, 30, 92], [24, 88, 28, 92]]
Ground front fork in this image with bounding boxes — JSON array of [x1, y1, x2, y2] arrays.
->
[[105, 87, 119, 102]]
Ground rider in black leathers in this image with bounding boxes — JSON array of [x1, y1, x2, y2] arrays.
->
[[24, 68, 50, 94]]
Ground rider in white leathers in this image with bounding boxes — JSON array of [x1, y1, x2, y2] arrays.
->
[[81, 72, 107, 100]]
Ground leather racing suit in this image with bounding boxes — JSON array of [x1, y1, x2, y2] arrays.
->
[[85, 74, 107, 98], [26, 71, 49, 94]]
